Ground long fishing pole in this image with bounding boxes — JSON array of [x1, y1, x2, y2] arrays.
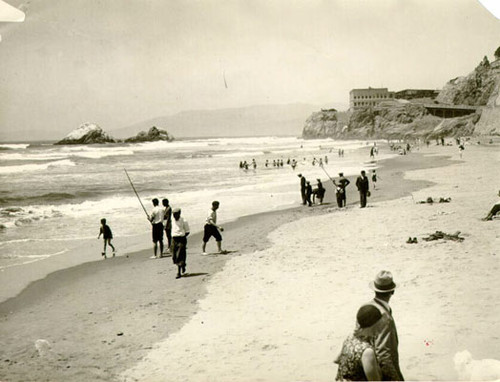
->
[[124, 168, 150, 220], [319, 163, 337, 187]]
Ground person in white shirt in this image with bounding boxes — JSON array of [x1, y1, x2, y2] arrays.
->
[[149, 198, 164, 258], [202, 201, 225, 255], [171, 207, 190, 279]]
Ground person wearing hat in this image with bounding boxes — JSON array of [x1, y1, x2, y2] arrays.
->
[[334, 304, 383, 380], [298, 173, 307, 205], [334, 172, 350, 208], [364, 270, 404, 381], [171, 207, 190, 279], [356, 170, 370, 208]]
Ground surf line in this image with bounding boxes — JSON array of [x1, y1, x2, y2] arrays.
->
[[124, 168, 150, 221]]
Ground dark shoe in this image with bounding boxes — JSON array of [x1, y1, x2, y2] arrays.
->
[[182, 265, 186, 273], [406, 237, 413, 244], [412, 237, 418, 243], [176, 274, 181, 279]]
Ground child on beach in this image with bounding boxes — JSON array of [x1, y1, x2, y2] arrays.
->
[[371, 170, 378, 189], [97, 218, 115, 258]]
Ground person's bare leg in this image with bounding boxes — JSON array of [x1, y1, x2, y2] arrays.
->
[[217, 241, 223, 253]]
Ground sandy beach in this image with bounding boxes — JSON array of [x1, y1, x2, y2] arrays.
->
[[1, 142, 499, 382]]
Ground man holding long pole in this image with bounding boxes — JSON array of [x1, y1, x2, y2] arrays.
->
[[149, 198, 164, 258]]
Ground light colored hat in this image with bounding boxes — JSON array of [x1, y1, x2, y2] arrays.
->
[[172, 207, 181, 213], [369, 270, 397, 293]]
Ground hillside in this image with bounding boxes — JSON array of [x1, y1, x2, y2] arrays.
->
[[112, 103, 345, 139]]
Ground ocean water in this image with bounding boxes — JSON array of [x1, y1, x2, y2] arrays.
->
[[0, 137, 393, 269]]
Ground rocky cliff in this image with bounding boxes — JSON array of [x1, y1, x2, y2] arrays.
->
[[303, 50, 500, 139], [55, 123, 116, 144], [124, 126, 174, 143]]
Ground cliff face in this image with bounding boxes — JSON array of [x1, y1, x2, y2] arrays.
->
[[436, 57, 498, 106], [302, 110, 343, 139], [55, 123, 116, 145], [124, 126, 174, 143], [302, 53, 500, 139]]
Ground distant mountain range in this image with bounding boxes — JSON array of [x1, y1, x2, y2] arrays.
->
[[111, 103, 347, 139]]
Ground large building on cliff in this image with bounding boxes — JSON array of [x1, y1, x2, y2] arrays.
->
[[349, 87, 394, 110]]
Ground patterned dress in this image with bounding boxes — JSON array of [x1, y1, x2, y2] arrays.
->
[[335, 334, 373, 381]]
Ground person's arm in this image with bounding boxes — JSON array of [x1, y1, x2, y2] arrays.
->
[[361, 348, 381, 381], [184, 221, 190, 237], [98, 227, 102, 239], [374, 318, 404, 380], [345, 179, 350, 186]]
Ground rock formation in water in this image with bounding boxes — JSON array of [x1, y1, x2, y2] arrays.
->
[[55, 123, 116, 144], [124, 126, 174, 143]]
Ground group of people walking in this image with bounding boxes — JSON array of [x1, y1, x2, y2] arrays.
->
[[148, 199, 226, 279]]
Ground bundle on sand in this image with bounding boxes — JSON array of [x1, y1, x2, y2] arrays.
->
[[418, 197, 452, 204], [422, 230, 464, 242]]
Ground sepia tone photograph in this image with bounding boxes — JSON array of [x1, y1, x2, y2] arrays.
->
[[0, 0, 499, 381]]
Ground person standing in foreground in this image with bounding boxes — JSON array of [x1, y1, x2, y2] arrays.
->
[[364, 270, 404, 381], [334, 305, 383, 381], [171, 207, 190, 279], [162, 198, 172, 254], [202, 201, 225, 255], [298, 173, 307, 205], [149, 198, 164, 259], [97, 218, 115, 259], [356, 170, 370, 208]]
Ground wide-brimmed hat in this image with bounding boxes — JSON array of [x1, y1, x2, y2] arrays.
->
[[369, 270, 396, 293], [297, 173, 302, 177], [172, 207, 181, 213]]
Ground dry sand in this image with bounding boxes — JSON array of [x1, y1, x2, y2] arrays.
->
[[1, 143, 499, 381]]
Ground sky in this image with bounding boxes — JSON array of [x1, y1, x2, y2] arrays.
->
[[0, 0, 499, 141]]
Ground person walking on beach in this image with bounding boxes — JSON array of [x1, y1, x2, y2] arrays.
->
[[162, 198, 172, 254], [356, 170, 370, 208], [363, 270, 404, 381], [97, 218, 115, 259], [298, 173, 307, 205], [171, 207, 190, 279], [334, 305, 383, 380], [336, 172, 350, 208], [149, 198, 164, 259], [202, 201, 225, 255]]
